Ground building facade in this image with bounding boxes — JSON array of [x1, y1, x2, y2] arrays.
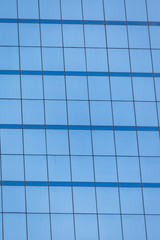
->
[[0, 0, 160, 239]]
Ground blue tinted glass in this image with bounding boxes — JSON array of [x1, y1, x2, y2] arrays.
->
[[2, 155, 24, 181], [45, 100, 67, 125], [69, 130, 92, 155], [130, 50, 152, 73], [128, 26, 149, 48], [88, 76, 110, 100], [111, 77, 133, 101], [113, 102, 135, 126], [64, 48, 86, 71], [26, 186, 49, 213], [97, 187, 120, 213], [115, 131, 138, 156], [150, 26, 160, 49], [20, 47, 41, 70], [44, 76, 66, 100], [24, 129, 46, 154], [125, 0, 147, 21], [27, 214, 51, 240], [61, 0, 82, 20], [21, 75, 43, 99], [41, 24, 62, 47], [141, 157, 160, 183], [135, 102, 158, 126], [25, 155, 47, 181], [152, 50, 160, 73], [155, 78, 160, 101], [138, 131, 160, 156], [48, 156, 71, 182], [92, 130, 115, 155], [0, 23, 18, 46], [19, 23, 40, 46], [3, 214, 27, 240], [39, 0, 60, 19], [0, 75, 20, 99], [18, 0, 39, 19], [73, 187, 96, 213], [0, 47, 19, 70], [158, 103, 160, 123], [94, 156, 117, 182], [51, 214, 75, 240], [133, 77, 155, 101], [99, 215, 122, 240], [106, 25, 128, 48], [146, 216, 160, 239], [147, 0, 160, 21], [143, 188, 160, 214], [47, 130, 69, 155], [68, 101, 90, 125], [86, 49, 108, 72], [66, 76, 88, 100], [42, 48, 64, 71], [63, 24, 84, 47], [75, 215, 99, 240], [90, 101, 112, 125], [22, 100, 44, 124], [0, 100, 21, 124], [122, 215, 146, 240], [82, 0, 104, 20], [3, 186, 25, 212], [85, 25, 106, 48], [104, 0, 125, 21], [108, 49, 130, 72], [71, 156, 94, 182], [118, 157, 140, 183], [50, 187, 72, 213], [0, 0, 17, 18]]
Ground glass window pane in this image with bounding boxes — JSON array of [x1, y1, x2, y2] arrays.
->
[[22, 100, 44, 124], [104, 0, 125, 21], [155, 78, 160, 101], [64, 48, 86, 71], [0, 0, 17, 18], [130, 50, 152, 73], [21, 75, 43, 99], [66, 76, 88, 100], [146, 216, 160, 240], [141, 157, 160, 183], [150, 26, 160, 49], [128, 26, 149, 48], [42, 48, 64, 71], [0, 100, 21, 124], [19, 23, 40, 46], [125, 0, 147, 21], [133, 77, 155, 101], [108, 49, 130, 72], [39, 0, 60, 19], [147, 0, 160, 21], [82, 0, 104, 20], [68, 101, 90, 125], [111, 77, 133, 101], [41, 24, 62, 47], [0, 75, 20, 99], [85, 25, 106, 48], [113, 102, 135, 126], [63, 24, 84, 47], [144, 188, 160, 214], [152, 50, 160, 73], [61, 0, 82, 20], [106, 25, 128, 48], [20, 47, 41, 70], [0, 47, 19, 70], [18, 0, 39, 19], [90, 101, 112, 125], [44, 76, 66, 100], [0, 23, 18, 46], [86, 49, 108, 72]]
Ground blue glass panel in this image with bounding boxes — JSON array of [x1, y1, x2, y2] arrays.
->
[[2, 155, 24, 181], [73, 187, 96, 213], [150, 26, 160, 49], [64, 48, 86, 71], [68, 101, 90, 125], [88, 76, 110, 100], [51, 214, 75, 240], [22, 100, 44, 124], [45, 100, 67, 125], [144, 188, 160, 214], [20, 47, 41, 70], [27, 214, 51, 240], [106, 25, 128, 48], [85, 25, 106, 48], [26, 186, 49, 213], [128, 26, 149, 48], [41, 24, 62, 47], [122, 215, 146, 240], [115, 131, 138, 156], [104, 0, 125, 21], [146, 216, 160, 240], [3, 186, 25, 212], [113, 102, 135, 126], [0, 0, 17, 18], [0, 75, 20, 99], [118, 157, 140, 183], [0, 47, 19, 70], [66, 76, 88, 100], [25, 155, 47, 181], [3, 214, 27, 240], [155, 78, 160, 101], [92, 130, 115, 155], [39, 0, 60, 19], [47, 130, 69, 155], [99, 215, 122, 240], [152, 50, 160, 73], [90, 101, 112, 125], [44, 76, 66, 100], [147, 0, 160, 21], [130, 50, 152, 73], [94, 156, 117, 182], [24, 129, 46, 154], [50, 186, 72, 213], [0, 23, 18, 46], [133, 77, 155, 101], [19, 23, 40, 46], [18, 0, 39, 19], [75, 215, 99, 240], [63, 24, 84, 47], [69, 130, 92, 155], [111, 77, 133, 101], [108, 49, 130, 72], [0, 100, 21, 124], [86, 49, 108, 72], [141, 157, 160, 183], [97, 187, 120, 213], [71, 156, 94, 182], [21, 75, 43, 99], [42, 48, 64, 71], [125, 0, 147, 21], [48, 156, 71, 181], [61, 0, 82, 20], [82, 0, 104, 20]]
